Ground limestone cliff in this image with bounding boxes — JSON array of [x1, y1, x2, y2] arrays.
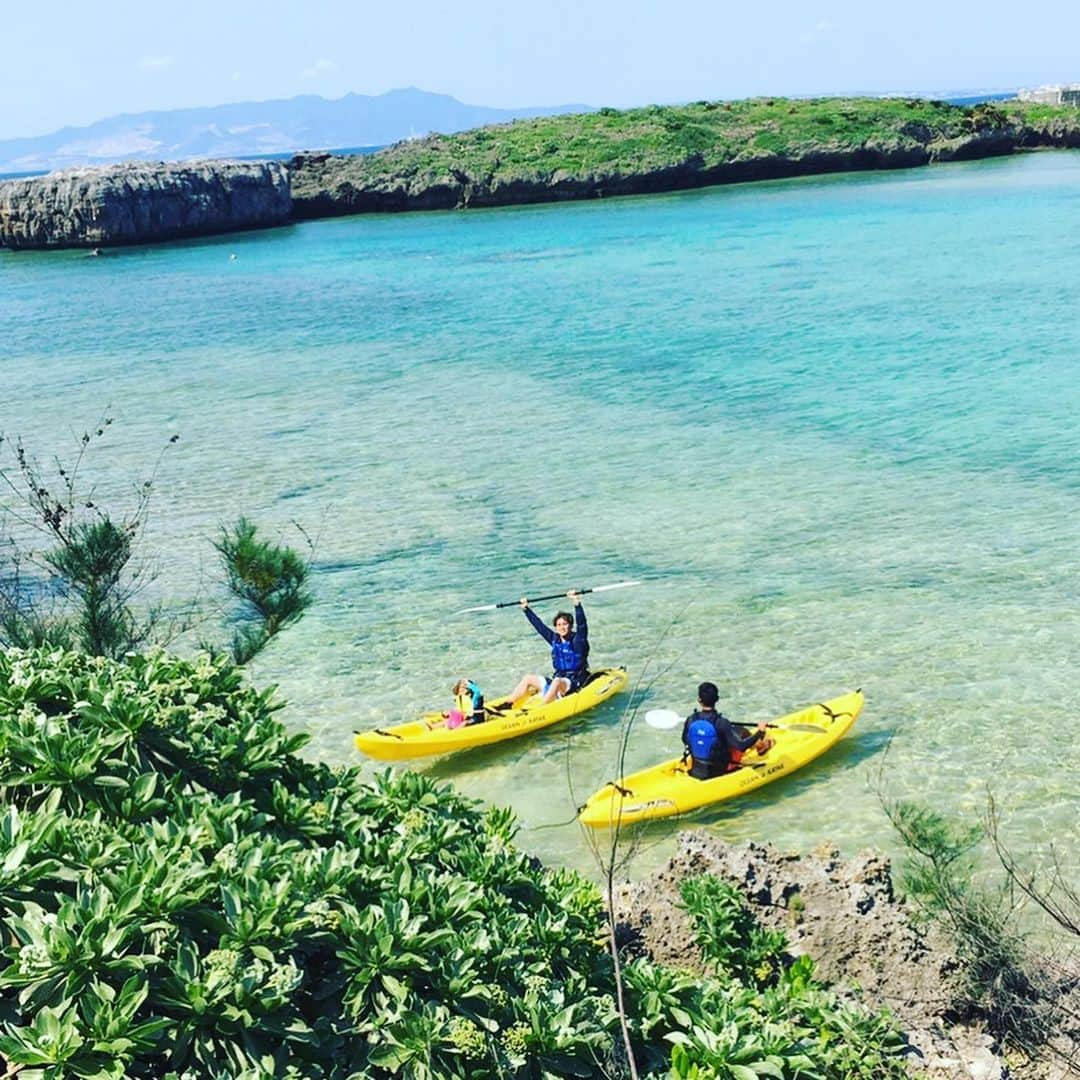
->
[[0, 161, 290, 250], [5, 99, 1080, 251], [284, 135, 1037, 219], [287, 143, 936, 217], [616, 831, 1080, 1080]]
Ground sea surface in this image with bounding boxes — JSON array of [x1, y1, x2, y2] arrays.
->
[[2, 152, 1078, 884]]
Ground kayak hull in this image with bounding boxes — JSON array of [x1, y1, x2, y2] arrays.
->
[[578, 690, 863, 828], [355, 667, 628, 761]]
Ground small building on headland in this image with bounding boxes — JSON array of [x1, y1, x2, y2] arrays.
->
[[1018, 84, 1080, 105]]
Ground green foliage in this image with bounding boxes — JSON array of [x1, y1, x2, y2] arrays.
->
[[885, 800, 1045, 1043], [886, 800, 983, 892], [665, 875, 909, 1079], [0, 647, 911, 1077], [0, 647, 619, 1077], [213, 518, 313, 664], [680, 876, 788, 987], [44, 518, 139, 658], [293, 95, 1080, 203], [0, 423, 160, 659], [1, 428, 311, 667]]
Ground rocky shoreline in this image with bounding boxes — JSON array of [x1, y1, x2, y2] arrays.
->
[[617, 832, 1079, 1079], [3, 103, 1080, 250], [285, 130, 1015, 218], [0, 160, 289, 250]]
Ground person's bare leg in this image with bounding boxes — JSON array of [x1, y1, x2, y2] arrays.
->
[[507, 674, 543, 705], [542, 676, 570, 704]]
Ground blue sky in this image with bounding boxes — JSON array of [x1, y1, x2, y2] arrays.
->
[[3, 0, 1079, 140]]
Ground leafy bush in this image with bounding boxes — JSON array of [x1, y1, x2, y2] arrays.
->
[[884, 800, 1053, 1049], [680, 876, 787, 988], [1, 427, 310, 665], [663, 876, 909, 1080], [0, 647, 623, 1077], [213, 517, 312, 664], [0, 423, 161, 657], [0, 647, 910, 1078]]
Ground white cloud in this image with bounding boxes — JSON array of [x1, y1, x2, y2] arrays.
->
[[139, 55, 175, 72], [231, 71, 242, 81], [303, 58, 336, 79]]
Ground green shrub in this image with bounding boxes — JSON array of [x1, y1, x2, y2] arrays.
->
[[885, 800, 1048, 1045], [1, 428, 311, 666], [213, 517, 312, 664], [0, 647, 616, 1077], [680, 876, 787, 988], [670, 875, 909, 1079], [0, 647, 911, 1077]]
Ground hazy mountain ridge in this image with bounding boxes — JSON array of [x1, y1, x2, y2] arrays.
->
[[0, 88, 594, 174]]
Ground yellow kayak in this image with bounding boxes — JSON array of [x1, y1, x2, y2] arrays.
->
[[578, 690, 862, 828], [355, 667, 629, 761]]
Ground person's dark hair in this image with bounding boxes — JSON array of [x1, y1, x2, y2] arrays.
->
[[697, 681, 719, 708], [553, 610, 574, 630]]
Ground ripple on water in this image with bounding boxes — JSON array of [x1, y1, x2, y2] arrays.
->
[[2, 152, 1079, 881]]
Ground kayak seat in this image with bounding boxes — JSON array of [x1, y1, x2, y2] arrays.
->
[[572, 670, 603, 693]]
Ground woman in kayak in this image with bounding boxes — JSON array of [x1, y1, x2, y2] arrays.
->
[[681, 681, 771, 779], [506, 590, 590, 705]]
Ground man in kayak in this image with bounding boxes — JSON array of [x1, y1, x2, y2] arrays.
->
[[506, 590, 590, 705], [681, 682, 770, 780]]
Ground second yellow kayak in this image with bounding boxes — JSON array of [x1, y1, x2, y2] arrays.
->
[[355, 667, 629, 761], [578, 690, 862, 828]]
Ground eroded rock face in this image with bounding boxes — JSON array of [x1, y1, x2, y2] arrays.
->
[[287, 143, 936, 219], [614, 832, 1027, 1080], [0, 160, 291, 250]]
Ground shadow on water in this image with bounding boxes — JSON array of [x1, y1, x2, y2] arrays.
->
[[418, 698, 629, 783]]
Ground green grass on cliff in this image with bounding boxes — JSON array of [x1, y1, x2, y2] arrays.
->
[[299, 97, 1077, 192]]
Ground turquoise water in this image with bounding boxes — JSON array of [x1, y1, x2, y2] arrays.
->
[[2, 152, 1078, 881]]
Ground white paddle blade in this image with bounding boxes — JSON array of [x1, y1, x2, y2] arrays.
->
[[453, 603, 498, 615], [644, 709, 683, 729], [590, 580, 642, 593]]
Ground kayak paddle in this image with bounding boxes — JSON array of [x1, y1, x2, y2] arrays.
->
[[455, 579, 642, 615], [644, 708, 827, 734], [644, 709, 684, 729]]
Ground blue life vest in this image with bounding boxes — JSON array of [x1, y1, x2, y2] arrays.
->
[[551, 636, 581, 675], [455, 681, 485, 723], [687, 717, 719, 762]]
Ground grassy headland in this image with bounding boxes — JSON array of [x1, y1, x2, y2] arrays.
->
[[290, 97, 1080, 217], [7, 97, 1080, 249]]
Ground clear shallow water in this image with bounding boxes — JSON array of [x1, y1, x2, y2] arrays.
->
[[2, 152, 1078, 882]]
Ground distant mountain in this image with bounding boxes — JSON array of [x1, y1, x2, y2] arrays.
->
[[0, 88, 595, 174]]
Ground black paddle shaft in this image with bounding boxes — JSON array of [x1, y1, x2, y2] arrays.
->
[[495, 587, 594, 610]]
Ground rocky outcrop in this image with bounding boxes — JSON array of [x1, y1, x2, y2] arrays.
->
[[284, 119, 1075, 219], [615, 832, 1080, 1080], [927, 129, 1018, 162], [0, 160, 290, 250], [287, 143, 938, 218], [4, 108, 1080, 250]]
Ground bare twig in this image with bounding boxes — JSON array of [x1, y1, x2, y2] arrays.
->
[[988, 793, 1080, 937], [574, 599, 695, 1080]]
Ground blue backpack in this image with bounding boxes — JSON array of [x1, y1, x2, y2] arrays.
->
[[687, 717, 719, 762]]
